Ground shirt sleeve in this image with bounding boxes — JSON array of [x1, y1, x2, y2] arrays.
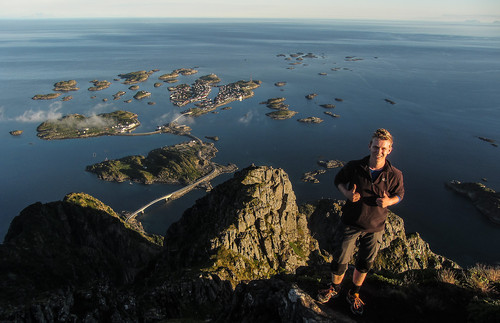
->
[[389, 169, 404, 202], [334, 161, 354, 188]]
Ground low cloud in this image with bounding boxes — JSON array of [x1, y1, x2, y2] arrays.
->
[[63, 115, 115, 129], [88, 102, 114, 115], [154, 111, 195, 126], [15, 102, 63, 123], [238, 110, 253, 125]]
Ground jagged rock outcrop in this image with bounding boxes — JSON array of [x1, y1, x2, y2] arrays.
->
[[303, 198, 459, 273], [0, 192, 162, 320], [0, 166, 491, 322], [161, 165, 315, 284]]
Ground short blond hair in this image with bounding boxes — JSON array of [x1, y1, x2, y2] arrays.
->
[[371, 128, 393, 145]]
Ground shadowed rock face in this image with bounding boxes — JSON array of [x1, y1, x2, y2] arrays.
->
[[1, 193, 162, 291], [0, 166, 477, 322]]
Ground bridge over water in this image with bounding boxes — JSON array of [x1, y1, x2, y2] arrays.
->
[[124, 111, 231, 223]]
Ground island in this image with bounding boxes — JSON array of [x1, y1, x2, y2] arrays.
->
[[134, 90, 151, 100], [118, 70, 155, 84], [36, 110, 140, 140], [88, 80, 111, 91], [53, 80, 79, 91], [266, 110, 298, 120], [324, 111, 340, 118], [477, 136, 498, 147], [32, 93, 62, 100], [298, 117, 323, 123], [446, 180, 500, 225], [177, 79, 261, 117], [320, 104, 335, 109], [157, 122, 192, 135], [9, 130, 23, 136], [113, 91, 126, 100], [301, 169, 327, 183], [86, 140, 217, 185], [317, 159, 344, 168], [260, 97, 289, 110], [274, 81, 287, 87], [159, 68, 198, 81], [305, 93, 317, 100], [159, 72, 179, 80]]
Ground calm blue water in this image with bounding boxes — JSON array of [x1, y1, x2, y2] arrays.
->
[[1, 18, 499, 267]]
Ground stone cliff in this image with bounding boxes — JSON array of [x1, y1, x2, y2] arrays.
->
[[161, 165, 314, 283], [0, 167, 498, 322]]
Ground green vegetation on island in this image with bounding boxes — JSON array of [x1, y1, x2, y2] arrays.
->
[[53, 80, 79, 91], [260, 97, 289, 110], [134, 90, 151, 100], [266, 109, 298, 120], [36, 110, 140, 140], [159, 72, 179, 80], [32, 93, 62, 100], [86, 141, 217, 185], [118, 70, 155, 84], [88, 80, 111, 91], [198, 73, 221, 84]]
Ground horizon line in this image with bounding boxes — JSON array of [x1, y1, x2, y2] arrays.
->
[[1, 16, 499, 24]]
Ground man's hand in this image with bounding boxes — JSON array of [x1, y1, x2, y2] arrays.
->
[[376, 191, 391, 208], [348, 184, 361, 202]]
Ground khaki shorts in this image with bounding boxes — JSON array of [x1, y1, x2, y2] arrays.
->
[[331, 222, 383, 273]]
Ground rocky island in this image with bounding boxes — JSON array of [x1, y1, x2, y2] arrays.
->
[[36, 110, 140, 140], [324, 111, 340, 118], [53, 80, 79, 91], [260, 97, 290, 110], [298, 116, 323, 123], [118, 70, 155, 84], [446, 180, 500, 225], [88, 80, 111, 91], [133, 90, 151, 100], [318, 159, 344, 169], [9, 130, 23, 136], [179, 79, 261, 117], [266, 109, 298, 120], [2, 165, 497, 322], [32, 93, 62, 100], [86, 140, 217, 185]]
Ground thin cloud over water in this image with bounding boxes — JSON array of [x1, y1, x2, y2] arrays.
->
[[14, 102, 63, 123]]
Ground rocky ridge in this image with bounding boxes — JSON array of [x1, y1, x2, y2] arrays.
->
[[0, 166, 498, 322]]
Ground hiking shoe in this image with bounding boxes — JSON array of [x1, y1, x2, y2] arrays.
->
[[346, 290, 365, 315], [317, 285, 338, 304]]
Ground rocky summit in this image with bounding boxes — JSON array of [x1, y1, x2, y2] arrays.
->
[[0, 166, 498, 322]]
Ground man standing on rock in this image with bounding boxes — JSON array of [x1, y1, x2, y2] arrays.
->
[[317, 128, 404, 315]]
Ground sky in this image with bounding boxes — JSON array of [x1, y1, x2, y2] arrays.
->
[[1, 0, 499, 22]]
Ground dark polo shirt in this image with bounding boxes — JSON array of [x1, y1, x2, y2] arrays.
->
[[334, 156, 404, 232]]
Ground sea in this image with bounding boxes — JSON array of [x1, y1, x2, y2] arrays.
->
[[1, 18, 499, 267]]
